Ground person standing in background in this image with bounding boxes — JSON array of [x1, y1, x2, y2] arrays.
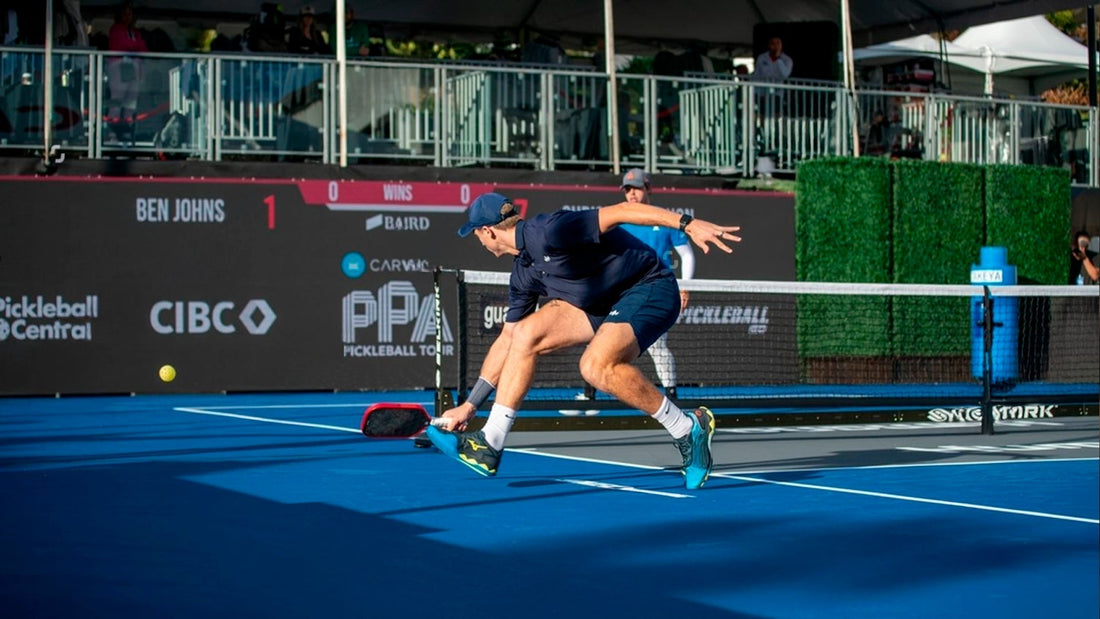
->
[[753, 36, 793, 80], [618, 168, 694, 399], [1069, 230, 1099, 285], [105, 2, 147, 142]]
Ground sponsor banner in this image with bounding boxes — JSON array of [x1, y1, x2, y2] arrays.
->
[[0, 177, 793, 395], [0, 294, 100, 342], [926, 404, 1057, 423]]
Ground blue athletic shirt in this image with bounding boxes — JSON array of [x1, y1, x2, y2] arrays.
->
[[507, 209, 672, 321], [618, 223, 689, 269]]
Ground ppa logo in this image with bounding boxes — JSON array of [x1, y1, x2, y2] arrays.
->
[[341, 281, 453, 358], [150, 300, 276, 335]]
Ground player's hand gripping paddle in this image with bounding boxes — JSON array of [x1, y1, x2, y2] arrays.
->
[[360, 403, 448, 438]]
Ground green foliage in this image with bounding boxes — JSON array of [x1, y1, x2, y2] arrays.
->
[[795, 158, 892, 357], [795, 157, 892, 283], [984, 165, 1071, 285], [891, 160, 985, 284], [891, 160, 985, 356], [1045, 11, 1080, 37], [794, 159, 1072, 361]]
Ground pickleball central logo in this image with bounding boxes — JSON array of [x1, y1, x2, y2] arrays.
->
[[341, 281, 453, 358], [0, 294, 99, 342]]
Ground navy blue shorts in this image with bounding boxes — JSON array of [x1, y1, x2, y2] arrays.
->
[[587, 274, 680, 353]]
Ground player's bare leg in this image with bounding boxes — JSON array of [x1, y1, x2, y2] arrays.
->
[[580, 322, 715, 489], [427, 300, 593, 476], [579, 322, 663, 413], [494, 299, 595, 409]]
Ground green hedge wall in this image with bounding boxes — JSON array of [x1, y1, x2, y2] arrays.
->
[[891, 160, 985, 356], [794, 159, 1071, 363], [796, 157, 893, 283], [795, 158, 892, 357], [984, 165, 1072, 285]]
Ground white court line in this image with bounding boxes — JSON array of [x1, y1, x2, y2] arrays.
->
[[516, 449, 1100, 524], [174, 407, 1100, 522], [712, 471, 1100, 525], [184, 402, 430, 410], [556, 479, 693, 499], [175, 407, 362, 434], [727, 456, 1100, 476]]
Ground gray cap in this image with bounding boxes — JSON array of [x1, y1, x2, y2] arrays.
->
[[621, 168, 650, 190]]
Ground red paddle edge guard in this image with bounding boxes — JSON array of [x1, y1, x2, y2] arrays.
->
[[360, 402, 431, 438]]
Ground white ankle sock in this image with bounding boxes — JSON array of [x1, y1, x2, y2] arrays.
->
[[653, 397, 693, 439], [482, 404, 516, 451]]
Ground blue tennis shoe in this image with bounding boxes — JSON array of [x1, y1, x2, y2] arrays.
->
[[673, 407, 715, 489], [426, 426, 502, 477]]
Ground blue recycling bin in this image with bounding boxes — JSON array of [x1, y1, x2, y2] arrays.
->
[[970, 246, 1018, 383]]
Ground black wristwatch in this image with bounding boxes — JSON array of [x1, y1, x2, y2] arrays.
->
[[678, 214, 694, 232]]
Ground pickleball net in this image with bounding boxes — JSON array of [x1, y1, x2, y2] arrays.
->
[[434, 269, 1099, 426]]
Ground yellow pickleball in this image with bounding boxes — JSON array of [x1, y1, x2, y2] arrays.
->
[[159, 364, 177, 382]]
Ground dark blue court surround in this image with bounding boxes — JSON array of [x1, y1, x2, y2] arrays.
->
[[2, 393, 1097, 618]]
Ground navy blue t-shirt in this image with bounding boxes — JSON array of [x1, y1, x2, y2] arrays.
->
[[506, 209, 671, 321]]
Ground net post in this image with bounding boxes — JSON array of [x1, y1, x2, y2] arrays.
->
[[980, 286, 995, 435], [456, 269, 469, 404], [432, 267, 454, 417]]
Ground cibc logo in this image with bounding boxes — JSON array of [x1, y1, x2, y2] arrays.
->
[[150, 300, 276, 335]]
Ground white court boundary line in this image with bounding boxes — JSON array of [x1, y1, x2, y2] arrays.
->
[[175, 406, 362, 434], [174, 405, 688, 500], [175, 405, 1099, 523]]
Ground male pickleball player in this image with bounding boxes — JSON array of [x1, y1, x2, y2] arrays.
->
[[565, 168, 692, 413], [426, 192, 741, 489]]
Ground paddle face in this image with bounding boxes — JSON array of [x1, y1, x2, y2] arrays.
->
[[361, 403, 432, 438]]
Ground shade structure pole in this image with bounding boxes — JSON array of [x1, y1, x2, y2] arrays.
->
[[604, 0, 621, 174], [840, 0, 860, 155], [44, 0, 55, 165], [337, 0, 348, 167]]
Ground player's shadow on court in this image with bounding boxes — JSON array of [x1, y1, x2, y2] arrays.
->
[[0, 459, 761, 619]]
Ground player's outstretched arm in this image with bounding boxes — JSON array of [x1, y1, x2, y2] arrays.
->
[[598, 202, 742, 254], [438, 321, 515, 431]]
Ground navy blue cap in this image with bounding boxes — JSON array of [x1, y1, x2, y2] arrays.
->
[[458, 192, 517, 237]]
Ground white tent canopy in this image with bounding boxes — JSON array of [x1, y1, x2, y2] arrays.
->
[[853, 15, 1096, 95], [852, 34, 986, 68], [954, 14, 1093, 71]]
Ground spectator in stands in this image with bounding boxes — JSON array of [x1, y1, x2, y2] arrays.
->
[[330, 6, 378, 57], [55, 0, 89, 47], [521, 33, 566, 65], [1, 2, 18, 45], [287, 5, 329, 55], [246, 2, 287, 53], [1069, 230, 1099, 285], [753, 36, 793, 81], [865, 108, 918, 158], [865, 111, 891, 155], [105, 2, 147, 142]]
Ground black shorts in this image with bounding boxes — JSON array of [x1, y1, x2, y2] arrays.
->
[[587, 275, 680, 352]]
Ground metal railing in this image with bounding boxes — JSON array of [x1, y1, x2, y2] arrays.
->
[[1, 45, 1095, 186]]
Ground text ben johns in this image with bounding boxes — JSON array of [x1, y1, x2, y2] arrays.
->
[[136, 197, 226, 223]]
